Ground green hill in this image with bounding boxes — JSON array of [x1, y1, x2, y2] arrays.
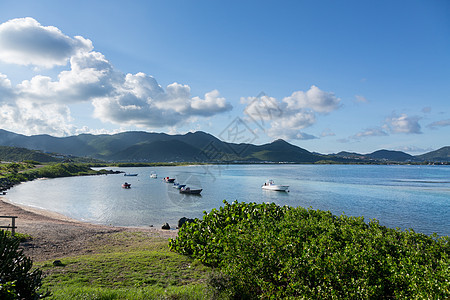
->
[[416, 146, 450, 162], [0, 146, 60, 163]]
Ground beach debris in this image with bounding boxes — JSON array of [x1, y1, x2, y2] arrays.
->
[[53, 260, 64, 266]]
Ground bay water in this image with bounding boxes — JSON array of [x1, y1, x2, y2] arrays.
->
[[6, 164, 450, 236]]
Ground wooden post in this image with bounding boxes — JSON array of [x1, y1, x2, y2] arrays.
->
[[0, 216, 18, 235], [11, 217, 15, 236]]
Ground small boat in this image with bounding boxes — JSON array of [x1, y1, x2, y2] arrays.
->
[[124, 173, 138, 176], [172, 183, 186, 189], [163, 177, 175, 183], [122, 182, 131, 188], [262, 179, 289, 192], [180, 186, 202, 194], [150, 172, 157, 178]]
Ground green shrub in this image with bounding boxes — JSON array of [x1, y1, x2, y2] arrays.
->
[[170, 201, 450, 299], [0, 230, 49, 299]]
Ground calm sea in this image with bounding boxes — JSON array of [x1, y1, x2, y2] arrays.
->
[[6, 164, 450, 236]]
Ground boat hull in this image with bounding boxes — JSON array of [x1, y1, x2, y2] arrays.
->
[[180, 188, 202, 194], [262, 185, 289, 191]]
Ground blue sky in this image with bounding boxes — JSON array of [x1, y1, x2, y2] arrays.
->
[[0, 0, 449, 154]]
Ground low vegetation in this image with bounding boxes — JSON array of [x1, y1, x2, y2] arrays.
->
[[36, 232, 211, 299], [170, 200, 450, 299], [0, 162, 115, 188], [0, 230, 49, 299]]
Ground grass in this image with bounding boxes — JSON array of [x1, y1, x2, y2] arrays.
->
[[35, 232, 213, 299]]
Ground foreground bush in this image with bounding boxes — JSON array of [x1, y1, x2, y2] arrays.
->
[[0, 230, 49, 299], [169, 200, 450, 299]]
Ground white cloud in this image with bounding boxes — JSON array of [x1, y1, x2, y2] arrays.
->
[[384, 114, 422, 134], [283, 85, 341, 113], [350, 127, 388, 140], [191, 89, 232, 116], [92, 74, 232, 128], [0, 17, 92, 68], [267, 126, 317, 141], [243, 86, 340, 141], [0, 73, 14, 102], [0, 101, 74, 136], [427, 119, 450, 129], [0, 17, 233, 136]]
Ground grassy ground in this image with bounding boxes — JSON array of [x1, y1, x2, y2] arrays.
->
[[35, 231, 213, 299]]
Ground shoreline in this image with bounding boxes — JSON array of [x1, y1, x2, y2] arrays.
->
[[1, 196, 85, 223], [0, 196, 178, 262]]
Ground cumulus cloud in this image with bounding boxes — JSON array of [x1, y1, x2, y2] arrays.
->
[[0, 17, 92, 68], [427, 119, 450, 129], [0, 17, 233, 135], [243, 86, 340, 140], [283, 85, 341, 113], [341, 113, 423, 143], [350, 127, 388, 140], [384, 114, 422, 134], [267, 126, 317, 141], [92, 74, 232, 128], [0, 101, 75, 136]]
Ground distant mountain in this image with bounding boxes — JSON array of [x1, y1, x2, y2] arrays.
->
[[0, 129, 323, 163], [109, 140, 207, 162], [240, 139, 320, 162], [416, 146, 450, 162], [366, 150, 416, 162], [334, 151, 366, 159], [0, 129, 447, 163]]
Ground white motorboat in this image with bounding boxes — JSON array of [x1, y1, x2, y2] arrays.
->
[[150, 172, 157, 178], [262, 179, 289, 192]]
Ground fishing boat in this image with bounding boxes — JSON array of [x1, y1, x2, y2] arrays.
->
[[172, 183, 186, 189], [163, 177, 175, 183], [180, 186, 202, 194], [261, 179, 289, 192], [122, 182, 131, 189], [150, 172, 157, 178], [124, 173, 138, 176]]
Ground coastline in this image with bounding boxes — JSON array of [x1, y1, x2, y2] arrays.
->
[[0, 196, 178, 262]]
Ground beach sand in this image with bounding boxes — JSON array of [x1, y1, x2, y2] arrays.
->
[[0, 197, 178, 262]]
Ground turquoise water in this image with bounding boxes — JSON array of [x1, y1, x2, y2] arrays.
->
[[7, 164, 450, 236]]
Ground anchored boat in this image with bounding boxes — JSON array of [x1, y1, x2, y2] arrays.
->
[[261, 179, 289, 192]]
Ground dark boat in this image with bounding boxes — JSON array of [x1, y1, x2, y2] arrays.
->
[[180, 186, 202, 194], [163, 177, 175, 183], [122, 182, 131, 188]]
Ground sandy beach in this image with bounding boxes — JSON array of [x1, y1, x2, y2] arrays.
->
[[0, 197, 178, 262]]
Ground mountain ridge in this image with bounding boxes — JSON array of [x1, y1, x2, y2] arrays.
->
[[0, 129, 448, 163]]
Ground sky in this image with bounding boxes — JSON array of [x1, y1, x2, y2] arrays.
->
[[0, 0, 449, 155]]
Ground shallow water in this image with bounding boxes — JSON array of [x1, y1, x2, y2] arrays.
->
[[7, 164, 450, 236]]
